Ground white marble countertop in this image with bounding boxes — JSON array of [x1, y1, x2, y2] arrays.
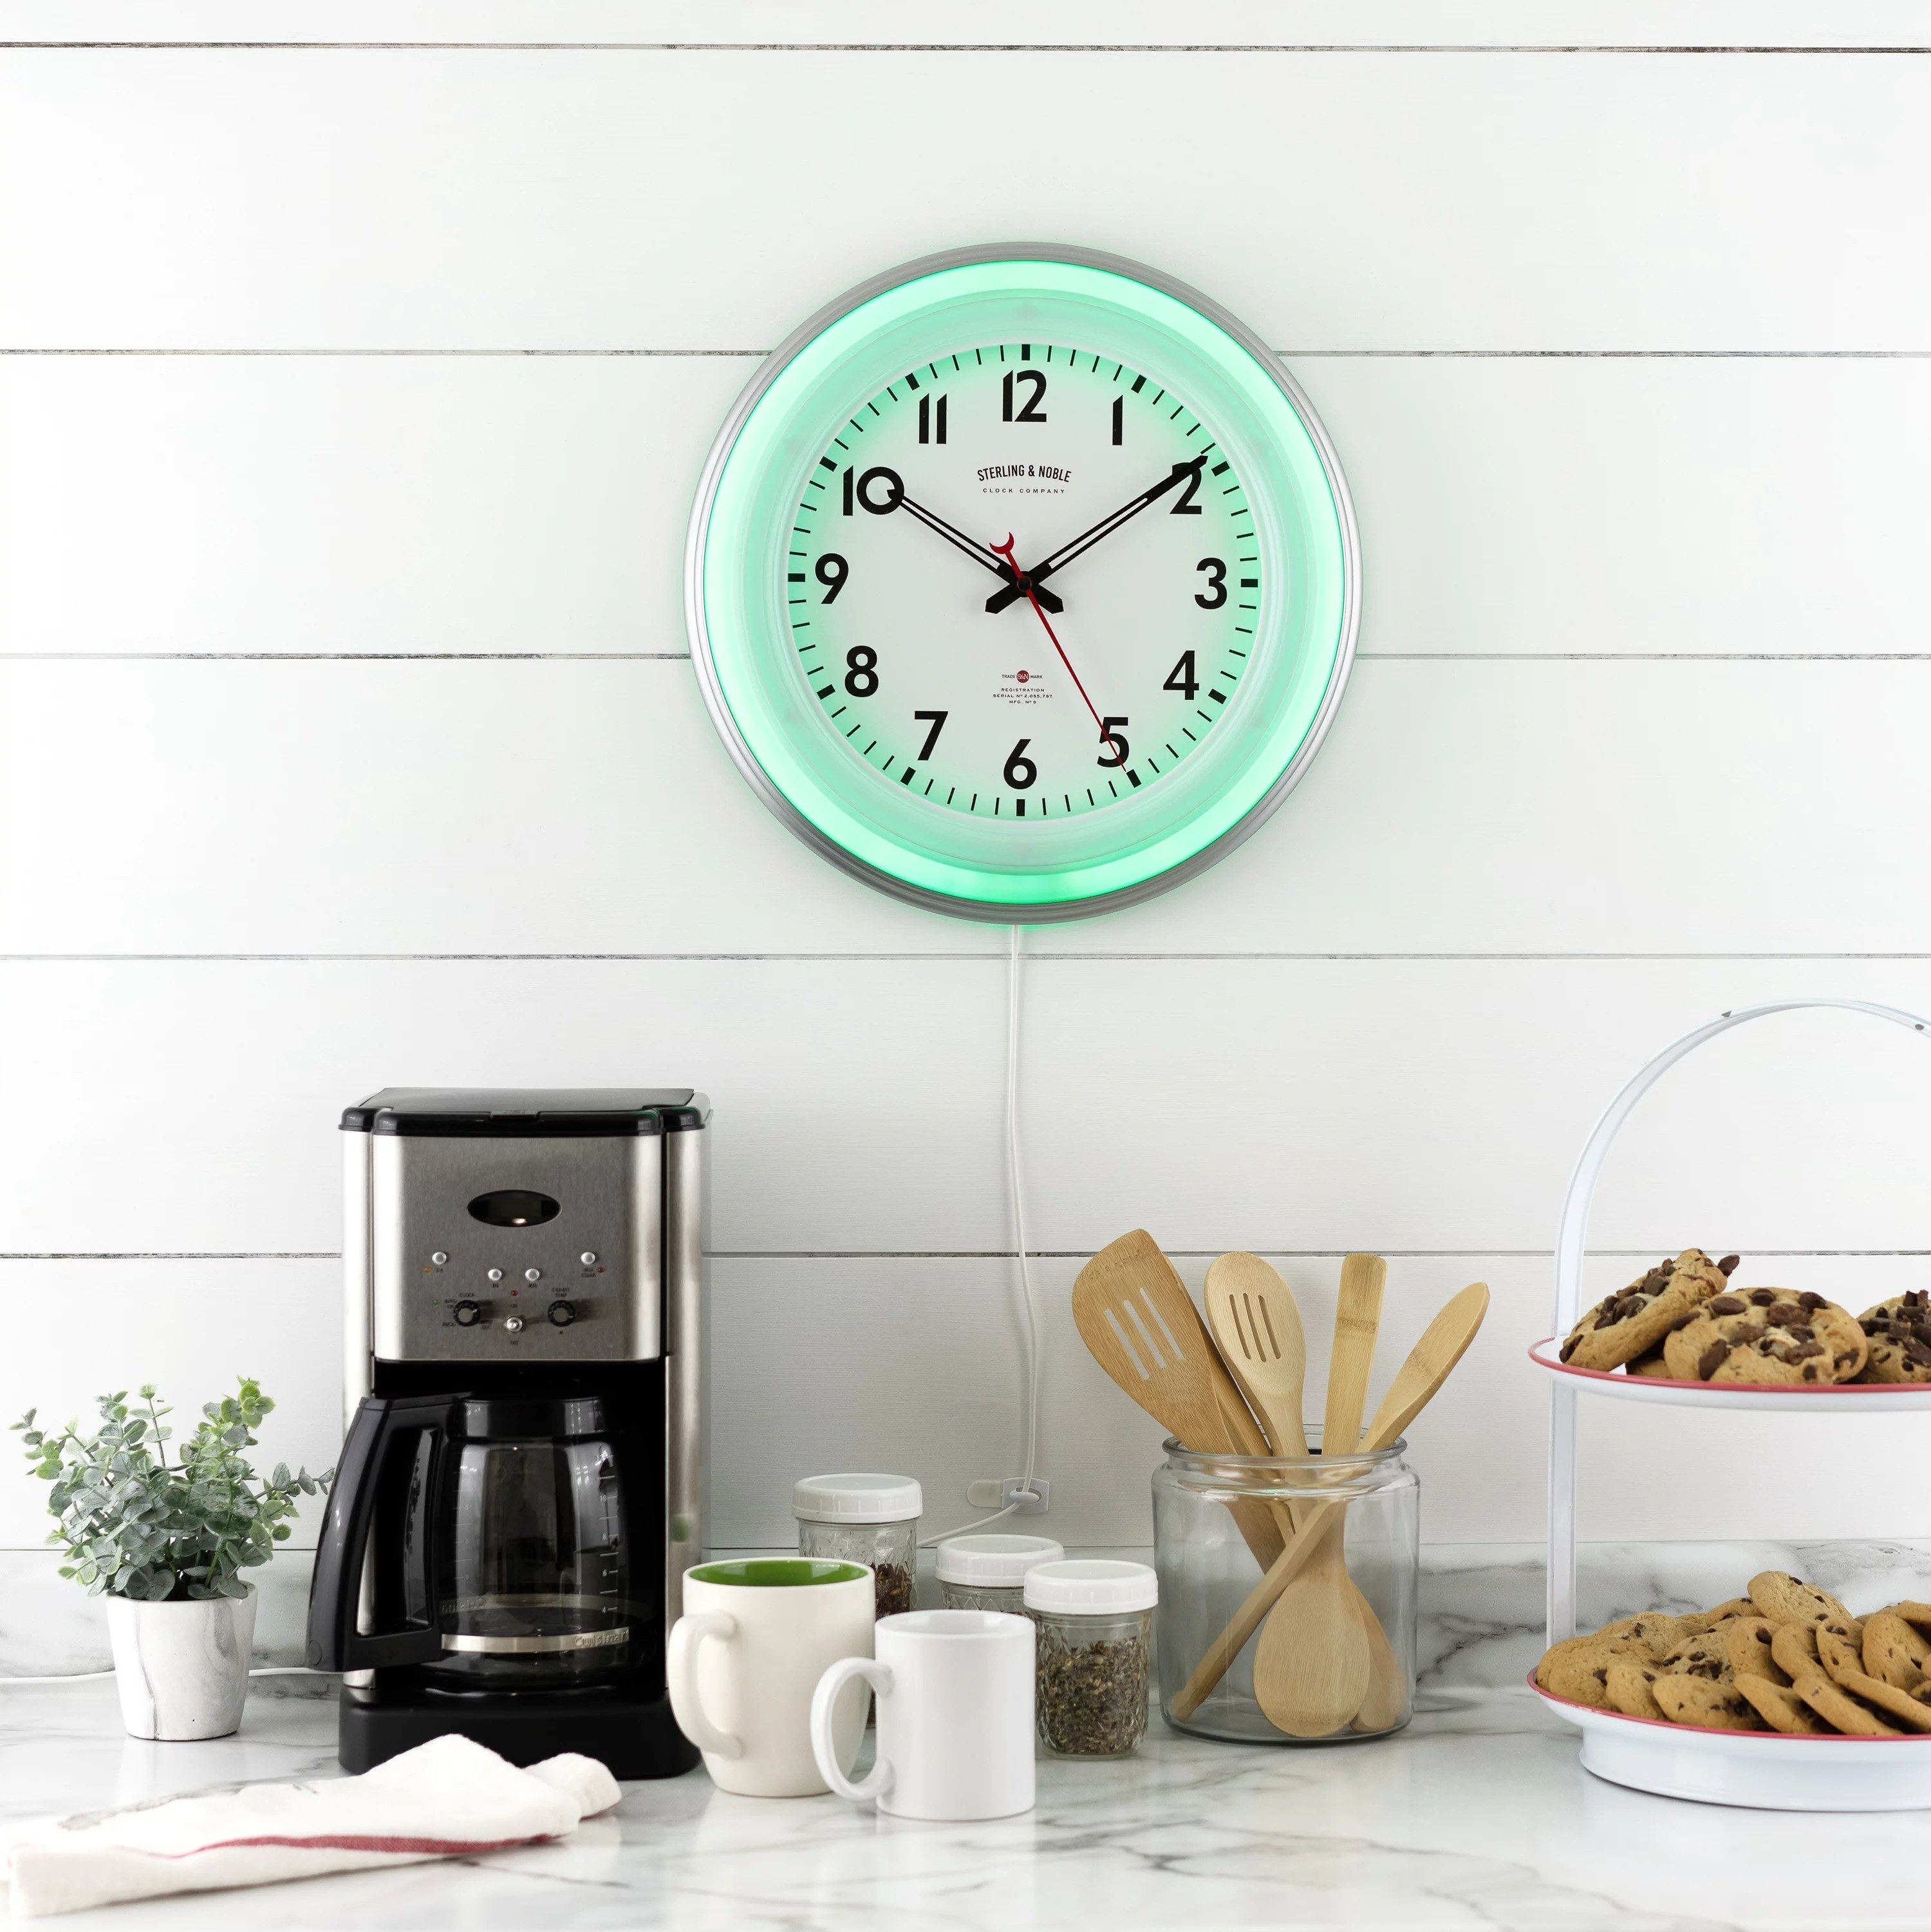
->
[[5, 1677, 1930, 1929]]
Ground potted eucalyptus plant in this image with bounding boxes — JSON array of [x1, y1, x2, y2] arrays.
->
[[12, 1379, 331, 1740]]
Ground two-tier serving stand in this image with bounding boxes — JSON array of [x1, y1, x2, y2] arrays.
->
[[1528, 998, 1931, 1810]]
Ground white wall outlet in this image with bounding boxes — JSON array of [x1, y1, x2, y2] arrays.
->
[[964, 1477, 1051, 1514]]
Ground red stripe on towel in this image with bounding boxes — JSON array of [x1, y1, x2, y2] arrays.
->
[[145, 1834, 552, 1859]]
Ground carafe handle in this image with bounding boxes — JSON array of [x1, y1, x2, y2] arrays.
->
[[305, 1393, 455, 1670]]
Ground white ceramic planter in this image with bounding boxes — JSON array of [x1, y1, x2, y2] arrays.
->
[[105, 1586, 257, 1740]]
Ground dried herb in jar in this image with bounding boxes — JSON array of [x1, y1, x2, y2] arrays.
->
[[873, 1559, 915, 1622], [1037, 1621, 1150, 1756]]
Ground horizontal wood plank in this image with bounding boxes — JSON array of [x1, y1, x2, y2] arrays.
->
[[5, 355, 1927, 661], [4, 658, 1928, 955], [6, 958, 1931, 1257], [2, 51, 1926, 349], [5, 1253, 1924, 1550]]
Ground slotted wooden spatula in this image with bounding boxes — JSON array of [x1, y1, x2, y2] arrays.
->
[[1072, 1230, 1282, 1568]]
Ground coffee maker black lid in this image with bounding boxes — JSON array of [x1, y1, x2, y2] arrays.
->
[[341, 1089, 710, 1136]]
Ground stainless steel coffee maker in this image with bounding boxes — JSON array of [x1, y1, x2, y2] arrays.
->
[[306, 1089, 707, 1776]]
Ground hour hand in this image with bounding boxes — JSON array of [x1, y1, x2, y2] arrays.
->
[[984, 455, 1208, 614], [859, 466, 1063, 613]]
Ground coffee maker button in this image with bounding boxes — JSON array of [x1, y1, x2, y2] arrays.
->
[[525, 1268, 543, 1283], [503, 1315, 525, 1334], [547, 1300, 577, 1327], [452, 1299, 482, 1327], [431, 1252, 448, 1268], [579, 1251, 597, 1266], [486, 1268, 504, 1283]]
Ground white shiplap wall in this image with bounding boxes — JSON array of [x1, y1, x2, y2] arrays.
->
[[5, 4, 1931, 1563]]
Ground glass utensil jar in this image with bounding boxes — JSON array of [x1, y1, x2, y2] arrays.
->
[[935, 1533, 1065, 1613], [794, 1473, 921, 1621], [1153, 1430, 1418, 1744], [1023, 1559, 1157, 1758]]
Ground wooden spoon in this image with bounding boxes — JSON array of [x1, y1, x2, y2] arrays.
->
[[1204, 1252, 1402, 1721], [1170, 1280, 1489, 1722], [1251, 1254, 1385, 1736], [1072, 1231, 1283, 1568]]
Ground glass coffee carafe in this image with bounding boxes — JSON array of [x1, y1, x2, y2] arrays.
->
[[425, 1397, 645, 1689]]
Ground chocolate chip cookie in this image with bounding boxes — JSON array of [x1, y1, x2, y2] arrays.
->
[[1855, 1290, 1931, 1383], [1724, 1617, 1789, 1683], [1559, 1250, 1737, 1372], [1662, 1289, 1867, 1385], [1738, 1677, 1831, 1733], [1748, 1571, 1856, 1629], [1652, 1673, 1766, 1730], [1795, 1669, 1901, 1736], [1862, 1610, 1931, 1689]]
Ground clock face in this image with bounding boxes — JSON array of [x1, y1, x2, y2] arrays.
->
[[687, 248, 1358, 922], [792, 344, 1259, 823]]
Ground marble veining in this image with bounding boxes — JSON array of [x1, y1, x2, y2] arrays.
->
[[10, 1542, 1931, 1927], [5, 1676, 1931, 1929]]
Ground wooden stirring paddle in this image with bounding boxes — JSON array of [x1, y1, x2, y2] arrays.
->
[[1170, 1280, 1490, 1723], [1250, 1253, 1385, 1736]]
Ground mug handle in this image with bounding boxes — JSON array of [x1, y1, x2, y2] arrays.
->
[[810, 1656, 895, 1803], [666, 1612, 742, 1759]]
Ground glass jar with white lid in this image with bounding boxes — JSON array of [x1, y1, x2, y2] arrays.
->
[[1024, 1559, 1157, 1758], [934, 1533, 1065, 1613], [793, 1473, 921, 1621]]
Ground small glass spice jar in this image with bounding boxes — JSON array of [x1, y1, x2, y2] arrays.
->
[[935, 1533, 1065, 1613], [793, 1473, 921, 1622], [1023, 1559, 1157, 1758]]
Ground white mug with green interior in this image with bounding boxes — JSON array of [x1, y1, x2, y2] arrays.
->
[[666, 1557, 875, 1796]]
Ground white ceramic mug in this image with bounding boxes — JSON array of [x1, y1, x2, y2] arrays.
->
[[810, 1608, 1035, 1821], [667, 1557, 875, 1797]]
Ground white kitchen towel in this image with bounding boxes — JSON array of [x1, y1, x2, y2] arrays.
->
[[2, 1732, 622, 1918]]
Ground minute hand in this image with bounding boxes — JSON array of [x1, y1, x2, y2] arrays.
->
[[984, 455, 1208, 614]]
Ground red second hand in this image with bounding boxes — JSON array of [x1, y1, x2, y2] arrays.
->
[[990, 534, 1123, 765]]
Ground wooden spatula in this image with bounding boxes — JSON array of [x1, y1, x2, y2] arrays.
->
[[1170, 1280, 1490, 1722], [1072, 1231, 1282, 1568], [1250, 1253, 1385, 1736]]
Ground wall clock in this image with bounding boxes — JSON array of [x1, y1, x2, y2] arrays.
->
[[685, 245, 1359, 923]]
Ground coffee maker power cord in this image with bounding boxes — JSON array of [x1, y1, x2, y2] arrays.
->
[[920, 922, 1043, 1546]]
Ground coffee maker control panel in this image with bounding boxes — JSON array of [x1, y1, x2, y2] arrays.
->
[[346, 1089, 707, 1366]]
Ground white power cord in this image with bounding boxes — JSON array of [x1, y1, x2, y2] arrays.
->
[[921, 923, 1044, 1546]]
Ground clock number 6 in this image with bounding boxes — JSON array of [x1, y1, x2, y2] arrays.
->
[[1003, 739, 1037, 789]]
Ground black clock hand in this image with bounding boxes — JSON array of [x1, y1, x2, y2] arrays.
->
[[855, 465, 1063, 613], [983, 455, 1209, 614]]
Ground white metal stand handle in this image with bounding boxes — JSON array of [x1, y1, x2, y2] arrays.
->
[[1546, 999, 1931, 1645], [811, 1656, 895, 1803], [665, 1611, 742, 1759]]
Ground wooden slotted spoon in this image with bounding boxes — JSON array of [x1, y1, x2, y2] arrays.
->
[[1250, 1253, 1384, 1736], [1170, 1280, 1491, 1722], [1204, 1252, 1404, 1732]]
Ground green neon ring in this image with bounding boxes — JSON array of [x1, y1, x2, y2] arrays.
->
[[685, 245, 1359, 923]]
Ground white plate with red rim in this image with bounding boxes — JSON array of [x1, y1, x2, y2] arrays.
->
[[1527, 1338, 1931, 1412], [1530, 1673, 1931, 1810]]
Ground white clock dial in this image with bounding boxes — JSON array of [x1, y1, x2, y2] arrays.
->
[[788, 344, 1259, 822]]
